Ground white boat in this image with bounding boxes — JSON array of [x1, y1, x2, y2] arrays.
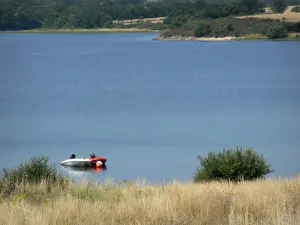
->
[[61, 158, 92, 167]]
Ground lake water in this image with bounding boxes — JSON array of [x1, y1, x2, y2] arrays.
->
[[0, 33, 299, 183]]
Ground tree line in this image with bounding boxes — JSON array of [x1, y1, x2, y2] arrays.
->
[[0, 0, 297, 31]]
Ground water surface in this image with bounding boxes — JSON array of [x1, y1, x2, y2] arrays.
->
[[0, 33, 299, 183]]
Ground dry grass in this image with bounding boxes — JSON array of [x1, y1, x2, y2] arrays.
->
[[238, 6, 300, 22], [0, 176, 299, 225], [237, 13, 300, 22], [264, 6, 297, 14]]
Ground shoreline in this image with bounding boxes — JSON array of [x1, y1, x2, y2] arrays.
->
[[153, 36, 237, 41], [0, 28, 159, 34], [1, 29, 299, 42], [154, 34, 300, 42]]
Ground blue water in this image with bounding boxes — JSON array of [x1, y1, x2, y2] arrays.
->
[[0, 33, 299, 183]]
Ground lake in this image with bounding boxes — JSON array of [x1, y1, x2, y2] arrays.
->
[[0, 33, 299, 183]]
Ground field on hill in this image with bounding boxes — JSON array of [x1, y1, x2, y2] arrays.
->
[[237, 6, 300, 22], [237, 13, 300, 22], [114, 6, 300, 26], [0, 177, 299, 225]]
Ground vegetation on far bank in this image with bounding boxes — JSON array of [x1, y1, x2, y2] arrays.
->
[[160, 16, 300, 40], [0, 148, 299, 225], [1, 0, 299, 31]]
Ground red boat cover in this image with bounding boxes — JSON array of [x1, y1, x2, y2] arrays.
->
[[90, 157, 107, 164]]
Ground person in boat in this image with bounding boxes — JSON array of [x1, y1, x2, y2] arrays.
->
[[69, 154, 76, 159], [89, 152, 96, 158]]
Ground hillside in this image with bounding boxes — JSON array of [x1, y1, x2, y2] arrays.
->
[[115, 6, 300, 26], [2, 0, 298, 31]]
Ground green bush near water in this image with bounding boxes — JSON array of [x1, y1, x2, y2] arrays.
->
[[0, 148, 274, 201], [0, 156, 66, 196], [266, 26, 289, 39], [194, 147, 274, 182], [194, 23, 212, 37]]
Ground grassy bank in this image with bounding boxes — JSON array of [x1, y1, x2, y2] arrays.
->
[[1, 28, 158, 34], [159, 17, 300, 41], [236, 32, 300, 41], [0, 177, 299, 225], [155, 33, 300, 41]]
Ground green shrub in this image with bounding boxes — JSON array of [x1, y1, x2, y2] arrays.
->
[[291, 6, 300, 12], [266, 26, 289, 39], [194, 147, 274, 182], [271, 0, 287, 13], [284, 22, 300, 32], [160, 27, 194, 38], [1, 156, 65, 195], [194, 23, 211, 37]]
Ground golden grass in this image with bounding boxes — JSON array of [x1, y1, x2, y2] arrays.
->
[[237, 13, 300, 22], [0, 176, 299, 225], [264, 6, 298, 14], [238, 6, 300, 22]]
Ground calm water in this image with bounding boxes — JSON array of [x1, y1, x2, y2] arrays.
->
[[0, 33, 299, 183]]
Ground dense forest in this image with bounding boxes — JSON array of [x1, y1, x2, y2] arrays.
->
[[0, 0, 299, 31]]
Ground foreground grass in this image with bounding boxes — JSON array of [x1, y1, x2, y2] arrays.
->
[[0, 176, 299, 225]]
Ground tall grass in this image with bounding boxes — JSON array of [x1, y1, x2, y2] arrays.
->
[[0, 176, 299, 225]]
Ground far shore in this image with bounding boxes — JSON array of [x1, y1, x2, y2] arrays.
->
[[154, 33, 300, 42], [2, 29, 300, 42]]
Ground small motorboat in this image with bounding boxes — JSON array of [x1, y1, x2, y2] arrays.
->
[[61, 156, 107, 168]]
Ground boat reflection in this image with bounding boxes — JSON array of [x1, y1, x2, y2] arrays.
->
[[60, 164, 107, 177]]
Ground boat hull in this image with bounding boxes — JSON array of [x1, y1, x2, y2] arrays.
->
[[61, 159, 91, 167], [61, 157, 107, 168]]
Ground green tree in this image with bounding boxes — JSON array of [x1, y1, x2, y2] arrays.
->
[[266, 25, 289, 39], [291, 6, 300, 12], [194, 147, 274, 182], [271, 0, 287, 13], [194, 23, 211, 37]]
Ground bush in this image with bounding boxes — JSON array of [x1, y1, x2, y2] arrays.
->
[[194, 23, 211, 37], [271, 0, 287, 13], [266, 26, 289, 39], [1, 156, 65, 195], [291, 6, 300, 12], [160, 27, 194, 38], [194, 147, 273, 182], [284, 22, 300, 32]]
